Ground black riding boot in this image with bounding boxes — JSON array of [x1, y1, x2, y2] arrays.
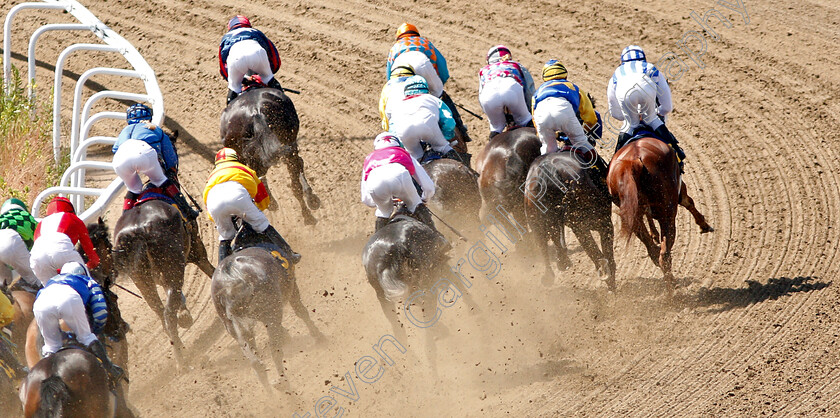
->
[[590, 154, 611, 198], [87, 339, 125, 386], [226, 89, 239, 104], [263, 225, 301, 264], [442, 148, 461, 161], [440, 91, 471, 142], [489, 131, 500, 140], [160, 180, 199, 221], [375, 217, 389, 232], [412, 203, 436, 230], [218, 240, 232, 265], [525, 119, 535, 128], [653, 125, 686, 172], [0, 335, 26, 379], [614, 132, 632, 153], [266, 77, 283, 91]]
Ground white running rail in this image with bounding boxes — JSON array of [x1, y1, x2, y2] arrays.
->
[[3, 0, 164, 221]]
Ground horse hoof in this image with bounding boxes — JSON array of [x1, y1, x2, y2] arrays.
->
[[701, 225, 715, 233], [303, 213, 318, 226], [177, 311, 194, 329], [305, 193, 321, 211]]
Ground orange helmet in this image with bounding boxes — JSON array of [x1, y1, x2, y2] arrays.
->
[[215, 148, 239, 165], [395, 23, 419, 40]]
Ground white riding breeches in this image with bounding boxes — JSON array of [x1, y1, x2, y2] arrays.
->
[[479, 77, 532, 134], [0, 229, 38, 288], [533, 97, 593, 155], [29, 233, 85, 284], [206, 181, 270, 241], [113, 139, 169, 194], [393, 51, 444, 98], [227, 40, 274, 94], [34, 283, 97, 356], [363, 164, 422, 217], [614, 73, 663, 131], [390, 95, 453, 160]]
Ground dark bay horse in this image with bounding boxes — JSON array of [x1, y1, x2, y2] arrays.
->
[[220, 88, 320, 225], [422, 157, 482, 231], [607, 137, 713, 295], [475, 127, 541, 220], [21, 349, 115, 417], [524, 152, 616, 289], [211, 221, 324, 390], [112, 200, 214, 368], [363, 205, 468, 371]]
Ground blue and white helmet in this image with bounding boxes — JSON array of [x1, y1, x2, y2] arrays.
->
[[60, 261, 90, 277], [373, 132, 405, 150], [403, 75, 429, 96], [620, 45, 646, 63], [126, 103, 153, 124]]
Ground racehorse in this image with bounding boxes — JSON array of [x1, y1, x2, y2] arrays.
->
[[363, 204, 468, 372], [607, 137, 713, 295], [112, 199, 214, 368], [422, 157, 481, 232], [21, 349, 117, 417], [524, 152, 616, 288], [211, 219, 324, 390], [475, 127, 541, 221], [220, 87, 321, 225]]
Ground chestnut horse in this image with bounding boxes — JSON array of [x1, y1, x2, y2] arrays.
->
[[220, 88, 321, 225], [21, 349, 116, 417], [607, 137, 713, 295]]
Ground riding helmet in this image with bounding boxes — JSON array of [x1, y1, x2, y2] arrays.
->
[[215, 148, 239, 165], [227, 15, 251, 32], [487, 45, 512, 64], [403, 75, 429, 96], [542, 59, 568, 81], [395, 23, 419, 40], [621, 45, 646, 63], [0, 197, 27, 214], [126, 103, 153, 124], [46, 196, 75, 216], [390, 64, 415, 79], [373, 132, 405, 150], [60, 261, 90, 277]]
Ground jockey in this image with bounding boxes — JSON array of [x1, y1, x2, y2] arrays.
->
[[112, 104, 197, 219], [478, 45, 536, 139], [361, 133, 436, 231], [219, 15, 283, 104], [203, 148, 300, 265], [0, 198, 40, 293], [607, 45, 685, 170], [30, 197, 99, 283], [388, 75, 457, 161], [387, 23, 469, 142], [33, 261, 124, 383], [379, 64, 416, 131]]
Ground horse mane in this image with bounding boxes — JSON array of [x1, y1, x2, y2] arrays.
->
[[87, 219, 111, 247], [36, 375, 70, 418]]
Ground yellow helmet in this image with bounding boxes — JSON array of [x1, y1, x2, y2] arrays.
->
[[395, 23, 419, 40], [214, 147, 239, 165], [390, 64, 415, 79], [542, 59, 568, 81]]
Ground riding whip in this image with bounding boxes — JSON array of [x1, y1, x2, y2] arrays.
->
[[114, 283, 142, 299], [456, 103, 484, 120], [427, 208, 468, 242], [283, 88, 301, 95], [170, 176, 203, 213]]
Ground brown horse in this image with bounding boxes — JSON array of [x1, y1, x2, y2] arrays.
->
[[607, 137, 713, 295], [220, 88, 321, 225], [211, 220, 324, 390], [475, 127, 541, 221], [524, 152, 616, 288], [112, 200, 214, 368], [21, 349, 115, 417]]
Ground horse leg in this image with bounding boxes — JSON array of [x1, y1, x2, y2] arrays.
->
[[282, 151, 318, 225], [659, 218, 678, 298], [679, 181, 714, 233], [634, 222, 662, 268], [286, 280, 325, 343], [599, 218, 617, 292], [164, 286, 189, 363], [10, 290, 34, 358], [367, 276, 406, 343], [132, 275, 185, 367], [646, 210, 660, 242], [263, 309, 289, 386], [187, 222, 215, 278], [231, 316, 271, 389], [573, 226, 609, 288]]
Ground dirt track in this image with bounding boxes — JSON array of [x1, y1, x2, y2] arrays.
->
[[3, 0, 840, 416]]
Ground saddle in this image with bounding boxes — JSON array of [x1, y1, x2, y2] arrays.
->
[[230, 219, 292, 269], [241, 74, 268, 92], [135, 184, 189, 224]]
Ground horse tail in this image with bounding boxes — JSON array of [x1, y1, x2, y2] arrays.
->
[[378, 267, 407, 301], [616, 158, 646, 246], [36, 375, 70, 418]]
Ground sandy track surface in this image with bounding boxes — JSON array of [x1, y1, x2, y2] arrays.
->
[[2, 0, 839, 416]]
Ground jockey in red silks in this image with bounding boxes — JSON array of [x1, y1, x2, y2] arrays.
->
[[218, 15, 283, 104], [30, 197, 99, 283]]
